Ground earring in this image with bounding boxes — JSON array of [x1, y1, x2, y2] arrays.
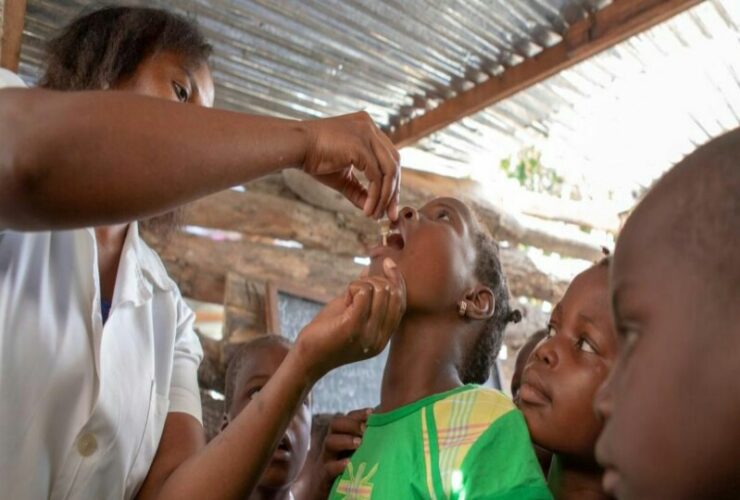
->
[[458, 301, 467, 317]]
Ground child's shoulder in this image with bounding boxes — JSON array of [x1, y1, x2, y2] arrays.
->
[[465, 385, 517, 411], [437, 385, 516, 411], [433, 385, 518, 429]]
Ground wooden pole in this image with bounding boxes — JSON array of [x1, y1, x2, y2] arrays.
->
[[0, 0, 26, 72], [388, 0, 703, 147]]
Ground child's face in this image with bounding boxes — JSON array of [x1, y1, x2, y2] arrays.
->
[[368, 197, 479, 313], [228, 343, 312, 491], [517, 265, 616, 459], [595, 192, 740, 499], [511, 329, 547, 399]]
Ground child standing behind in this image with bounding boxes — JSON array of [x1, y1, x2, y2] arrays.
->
[[594, 129, 740, 499], [517, 260, 616, 500], [222, 336, 311, 500], [324, 198, 550, 499]]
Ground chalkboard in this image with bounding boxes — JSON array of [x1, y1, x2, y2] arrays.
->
[[277, 292, 502, 413], [277, 292, 388, 414]]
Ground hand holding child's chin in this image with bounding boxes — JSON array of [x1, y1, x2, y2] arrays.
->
[[295, 257, 406, 380]]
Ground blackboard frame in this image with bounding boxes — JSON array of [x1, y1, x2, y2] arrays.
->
[[264, 280, 332, 337]]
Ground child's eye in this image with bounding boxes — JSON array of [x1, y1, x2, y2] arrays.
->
[[619, 328, 640, 358], [172, 81, 189, 102], [576, 337, 597, 354], [247, 386, 263, 399], [546, 325, 556, 338], [436, 210, 451, 222]]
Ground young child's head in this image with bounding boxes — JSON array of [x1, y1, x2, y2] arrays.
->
[[223, 336, 312, 495], [517, 260, 617, 461], [368, 197, 521, 384], [511, 328, 548, 399], [595, 129, 740, 499]]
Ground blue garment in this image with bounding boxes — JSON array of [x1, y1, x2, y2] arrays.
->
[[101, 299, 112, 323]]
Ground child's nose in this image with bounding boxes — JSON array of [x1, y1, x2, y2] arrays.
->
[[534, 340, 559, 368], [399, 206, 417, 221]]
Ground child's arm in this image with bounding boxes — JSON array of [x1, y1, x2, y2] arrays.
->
[[136, 259, 405, 500]]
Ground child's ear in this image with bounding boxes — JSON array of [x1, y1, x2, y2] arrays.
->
[[460, 285, 495, 320]]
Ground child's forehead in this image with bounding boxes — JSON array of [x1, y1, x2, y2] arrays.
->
[[610, 172, 732, 331], [424, 196, 474, 219], [614, 183, 702, 295], [562, 265, 610, 305], [235, 342, 290, 376], [616, 130, 740, 292]]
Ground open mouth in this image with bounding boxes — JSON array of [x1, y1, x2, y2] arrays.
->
[[369, 222, 406, 259], [385, 228, 405, 250], [277, 435, 292, 453]]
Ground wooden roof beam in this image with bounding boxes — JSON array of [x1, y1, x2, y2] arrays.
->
[[0, 0, 26, 72], [281, 168, 606, 261], [142, 227, 567, 305], [387, 0, 703, 148]]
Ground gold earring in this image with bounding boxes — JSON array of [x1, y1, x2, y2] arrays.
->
[[458, 301, 467, 317]]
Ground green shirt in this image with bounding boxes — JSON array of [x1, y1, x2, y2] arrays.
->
[[329, 385, 551, 499]]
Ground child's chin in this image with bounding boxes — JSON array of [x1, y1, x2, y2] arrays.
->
[[259, 462, 292, 489]]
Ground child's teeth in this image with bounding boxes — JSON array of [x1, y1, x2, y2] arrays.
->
[[380, 220, 391, 247]]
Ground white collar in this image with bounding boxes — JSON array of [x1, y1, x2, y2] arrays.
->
[[88, 222, 175, 308]]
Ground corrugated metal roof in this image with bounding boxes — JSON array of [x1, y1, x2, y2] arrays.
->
[[404, 0, 740, 210], [19, 0, 604, 121], [17, 0, 739, 210]]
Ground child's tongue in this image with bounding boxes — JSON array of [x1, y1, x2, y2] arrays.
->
[[387, 233, 405, 250]]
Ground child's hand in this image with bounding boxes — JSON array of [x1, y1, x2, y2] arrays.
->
[[295, 258, 405, 381], [299, 408, 369, 499], [322, 408, 371, 479]]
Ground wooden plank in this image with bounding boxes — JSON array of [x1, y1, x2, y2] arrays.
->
[[222, 272, 269, 342], [280, 168, 604, 261], [397, 170, 604, 261], [503, 190, 620, 233], [0, 0, 26, 72], [143, 229, 362, 304], [142, 227, 566, 304], [387, 0, 703, 147], [185, 188, 376, 257]]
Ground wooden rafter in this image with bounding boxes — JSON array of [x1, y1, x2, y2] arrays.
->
[[0, 0, 26, 72], [387, 0, 704, 148], [283, 168, 605, 261], [143, 225, 566, 305]]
